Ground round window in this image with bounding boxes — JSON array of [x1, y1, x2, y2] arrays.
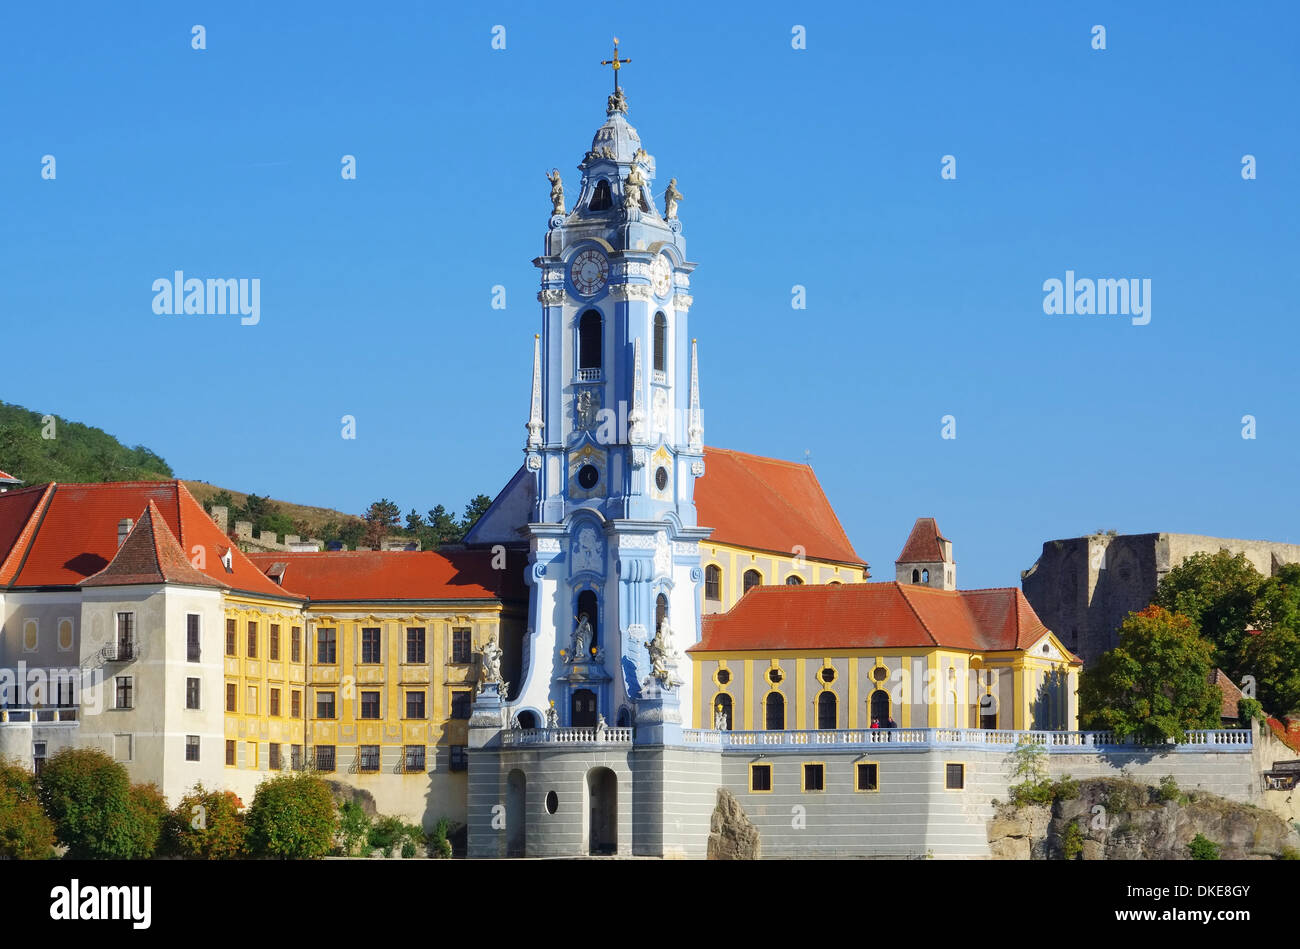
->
[[872, 666, 889, 682], [545, 791, 558, 815], [577, 464, 599, 489], [655, 466, 668, 490], [767, 667, 783, 684], [820, 667, 836, 683], [716, 668, 731, 685]]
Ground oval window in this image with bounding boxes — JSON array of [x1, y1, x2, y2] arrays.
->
[[545, 791, 559, 815], [655, 466, 668, 490], [577, 465, 599, 489]]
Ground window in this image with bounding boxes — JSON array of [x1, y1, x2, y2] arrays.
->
[[816, 691, 837, 730], [404, 745, 426, 773], [802, 763, 825, 792], [290, 745, 303, 770], [291, 690, 301, 719], [186, 735, 200, 762], [269, 624, 280, 661], [34, 742, 47, 776], [578, 310, 602, 370], [116, 612, 134, 657], [270, 688, 281, 717], [589, 179, 612, 211], [225, 740, 235, 766], [750, 763, 773, 792], [186, 615, 200, 661], [450, 691, 471, 719], [225, 682, 237, 712], [316, 691, 336, 720], [246, 621, 258, 658], [58, 618, 74, 651], [911, 569, 920, 583], [820, 667, 836, 683], [246, 741, 257, 768], [291, 626, 302, 663], [653, 311, 667, 372], [113, 734, 133, 762], [185, 677, 200, 710], [766, 667, 784, 685], [269, 744, 281, 770], [715, 667, 731, 685], [115, 675, 133, 709], [785, 575, 803, 585], [315, 745, 336, 772], [317, 628, 337, 664], [713, 693, 733, 730], [451, 628, 471, 664], [358, 745, 380, 772], [449, 746, 468, 772], [361, 627, 381, 664], [743, 569, 762, 594], [360, 691, 380, 720], [704, 564, 722, 602], [225, 619, 236, 656], [765, 691, 785, 730], [945, 763, 965, 790], [856, 762, 879, 791], [655, 593, 668, 635], [22, 618, 37, 652], [922, 569, 930, 583], [406, 627, 426, 663], [406, 690, 426, 720], [246, 686, 258, 716]]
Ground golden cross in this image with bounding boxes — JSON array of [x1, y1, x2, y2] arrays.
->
[[600, 37, 631, 92]]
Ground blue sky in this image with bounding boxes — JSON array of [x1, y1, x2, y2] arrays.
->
[[1, 2, 1296, 588]]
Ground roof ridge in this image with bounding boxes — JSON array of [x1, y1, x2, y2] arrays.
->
[[893, 582, 940, 647]]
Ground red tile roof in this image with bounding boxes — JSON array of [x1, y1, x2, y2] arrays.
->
[[0, 481, 294, 599], [247, 548, 528, 603], [1210, 669, 1243, 719], [692, 581, 1076, 657], [83, 500, 225, 589], [897, 517, 949, 563], [0, 483, 55, 586], [696, 447, 865, 568]]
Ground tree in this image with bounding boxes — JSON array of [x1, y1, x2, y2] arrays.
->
[[460, 494, 494, 535], [168, 785, 247, 859], [1079, 605, 1222, 743], [37, 748, 138, 858], [361, 499, 402, 549], [127, 783, 169, 858], [1240, 625, 1300, 716], [405, 509, 426, 533], [426, 505, 462, 546], [0, 759, 55, 859], [245, 774, 336, 859], [1153, 551, 1263, 681]]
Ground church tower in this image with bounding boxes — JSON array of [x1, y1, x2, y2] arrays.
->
[[512, 44, 709, 735]]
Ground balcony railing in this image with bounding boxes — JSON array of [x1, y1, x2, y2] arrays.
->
[[101, 640, 136, 662], [680, 727, 1254, 752], [576, 368, 601, 382], [502, 726, 633, 746]]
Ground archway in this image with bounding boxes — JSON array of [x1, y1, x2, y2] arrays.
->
[[506, 770, 527, 857], [869, 689, 889, 726], [586, 767, 617, 855], [516, 709, 539, 730]]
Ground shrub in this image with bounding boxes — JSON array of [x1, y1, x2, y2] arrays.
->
[[334, 799, 371, 857], [1053, 774, 1080, 800], [368, 816, 406, 856], [1188, 833, 1220, 860], [1061, 820, 1084, 860], [37, 748, 137, 858], [430, 817, 453, 859], [1237, 697, 1265, 724], [0, 758, 55, 859], [168, 785, 246, 859], [1279, 846, 1300, 861], [401, 839, 417, 859], [1158, 775, 1181, 802], [127, 783, 169, 858], [246, 774, 336, 859]]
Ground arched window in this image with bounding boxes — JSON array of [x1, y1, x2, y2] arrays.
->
[[704, 565, 722, 604], [911, 569, 920, 583], [578, 311, 602, 372], [576, 590, 598, 649], [653, 312, 667, 373], [655, 593, 668, 634], [765, 691, 785, 730], [785, 575, 803, 585], [817, 691, 837, 730], [869, 689, 889, 726], [589, 179, 612, 211], [713, 693, 732, 730], [743, 569, 762, 594], [921, 569, 929, 583]]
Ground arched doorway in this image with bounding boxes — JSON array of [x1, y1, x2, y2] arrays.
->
[[506, 770, 526, 857], [571, 689, 597, 727], [586, 767, 617, 855], [516, 709, 539, 730], [869, 689, 889, 726]]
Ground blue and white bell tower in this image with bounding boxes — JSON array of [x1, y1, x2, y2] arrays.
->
[[511, 49, 709, 738]]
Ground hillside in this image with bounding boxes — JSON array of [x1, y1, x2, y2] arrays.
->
[[183, 481, 359, 536], [0, 401, 172, 484]]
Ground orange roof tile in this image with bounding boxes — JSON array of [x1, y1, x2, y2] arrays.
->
[[0, 481, 295, 599], [0, 483, 55, 585], [1210, 669, 1243, 719], [82, 500, 225, 589], [691, 581, 1074, 657], [696, 447, 865, 568], [246, 548, 528, 603], [897, 517, 949, 563]]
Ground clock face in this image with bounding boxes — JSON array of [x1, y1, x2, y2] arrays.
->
[[651, 255, 672, 297], [571, 249, 609, 297]]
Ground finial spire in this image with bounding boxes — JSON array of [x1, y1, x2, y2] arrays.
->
[[601, 38, 630, 114], [525, 334, 544, 452], [688, 338, 703, 451]]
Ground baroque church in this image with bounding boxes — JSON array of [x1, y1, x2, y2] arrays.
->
[[14, 52, 1266, 862]]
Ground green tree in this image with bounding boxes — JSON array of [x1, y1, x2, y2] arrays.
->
[[405, 509, 426, 533], [127, 783, 169, 858], [426, 505, 462, 545], [361, 499, 402, 549], [1079, 605, 1222, 743], [168, 785, 247, 859], [460, 494, 494, 535], [1240, 625, 1300, 716], [0, 759, 56, 859], [1153, 551, 1263, 681], [245, 774, 336, 859], [37, 748, 138, 858], [0, 401, 173, 484]]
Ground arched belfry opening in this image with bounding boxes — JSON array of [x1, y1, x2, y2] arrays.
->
[[578, 311, 602, 372], [589, 179, 612, 211]]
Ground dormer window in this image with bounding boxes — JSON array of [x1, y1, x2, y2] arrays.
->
[[219, 548, 234, 573], [589, 180, 612, 211]]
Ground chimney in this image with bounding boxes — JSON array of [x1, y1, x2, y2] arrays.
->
[[117, 518, 134, 548]]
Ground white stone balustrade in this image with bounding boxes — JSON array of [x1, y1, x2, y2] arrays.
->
[[680, 727, 1252, 751], [502, 726, 633, 746]]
